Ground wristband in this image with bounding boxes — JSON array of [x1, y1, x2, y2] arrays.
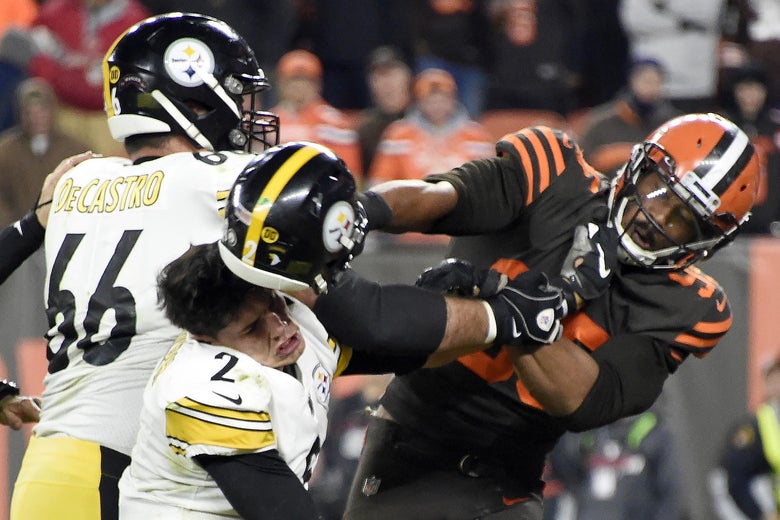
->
[[0, 379, 20, 400], [482, 301, 497, 344], [357, 191, 392, 231]]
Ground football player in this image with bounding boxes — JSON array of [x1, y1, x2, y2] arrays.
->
[[118, 141, 567, 519], [8, 12, 281, 520], [320, 113, 761, 519]]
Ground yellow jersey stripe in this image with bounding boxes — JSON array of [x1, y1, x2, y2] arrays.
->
[[174, 396, 271, 423], [166, 408, 276, 450], [334, 345, 353, 377]]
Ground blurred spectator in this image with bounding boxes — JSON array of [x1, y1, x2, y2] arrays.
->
[[0, 0, 37, 42], [577, 0, 629, 109], [309, 374, 392, 520], [550, 401, 685, 520], [368, 68, 492, 185], [272, 49, 363, 179], [139, 0, 298, 108], [355, 46, 413, 178], [0, 28, 36, 133], [619, 0, 725, 113], [578, 59, 681, 177], [367, 68, 492, 245], [293, 0, 414, 110], [743, 0, 780, 107], [718, 62, 780, 235], [484, 0, 587, 115], [0, 78, 88, 226], [723, 357, 780, 520], [411, 0, 491, 118], [27, 0, 149, 155]]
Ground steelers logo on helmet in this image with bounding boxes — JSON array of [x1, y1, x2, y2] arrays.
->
[[322, 201, 357, 253], [163, 38, 215, 87]]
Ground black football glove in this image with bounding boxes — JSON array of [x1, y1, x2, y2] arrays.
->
[[416, 258, 507, 297], [0, 379, 20, 401], [485, 270, 565, 346], [553, 209, 619, 314]]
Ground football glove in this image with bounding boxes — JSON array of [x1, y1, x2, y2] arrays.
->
[[485, 270, 565, 346], [415, 258, 507, 297], [554, 208, 618, 314]]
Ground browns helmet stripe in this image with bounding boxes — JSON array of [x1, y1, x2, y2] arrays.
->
[[690, 124, 751, 196]]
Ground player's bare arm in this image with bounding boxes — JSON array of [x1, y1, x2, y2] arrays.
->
[[366, 179, 457, 233]]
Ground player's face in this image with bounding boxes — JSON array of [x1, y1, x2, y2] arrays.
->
[[620, 171, 700, 251], [212, 291, 305, 369]]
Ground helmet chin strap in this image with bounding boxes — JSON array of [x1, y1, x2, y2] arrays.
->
[[151, 90, 214, 150]]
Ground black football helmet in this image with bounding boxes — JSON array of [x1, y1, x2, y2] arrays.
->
[[219, 142, 368, 293], [103, 12, 279, 152]]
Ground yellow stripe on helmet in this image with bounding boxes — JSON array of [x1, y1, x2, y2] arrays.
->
[[243, 145, 321, 264], [102, 24, 135, 118]]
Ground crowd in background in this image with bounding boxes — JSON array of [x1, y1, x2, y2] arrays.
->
[[0, 0, 778, 233], [0, 1, 779, 519]]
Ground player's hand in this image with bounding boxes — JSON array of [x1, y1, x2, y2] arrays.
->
[[416, 258, 507, 297], [485, 270, 565, 346], [0, 396, 41, 430], [554, 208, 618, 313], [36, 151, 97, 227]]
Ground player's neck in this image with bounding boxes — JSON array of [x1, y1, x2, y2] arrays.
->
[[127, 135, 202, 162]]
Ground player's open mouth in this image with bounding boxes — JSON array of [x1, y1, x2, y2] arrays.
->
[[277, 332, 301, 357]]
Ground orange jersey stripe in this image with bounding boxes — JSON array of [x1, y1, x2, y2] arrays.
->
[[673, 332, 722, 349], [692, 316, 733, 335], [515, 379, 543, 410], [458, 350, 514, 383], [502, 134, 536, 206], [491, 258, 530, 278], [539, 127, 565, 176], [519, 129, 552, 193], [563, 312, 611, 351]]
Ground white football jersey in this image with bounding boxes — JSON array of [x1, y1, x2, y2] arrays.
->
[[118, 298, 342, 518], [37, 151, 255, 455]]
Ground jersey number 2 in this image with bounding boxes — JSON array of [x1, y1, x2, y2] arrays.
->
[[46, 230, 141, 374]]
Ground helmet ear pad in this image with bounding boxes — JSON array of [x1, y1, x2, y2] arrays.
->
[[222, 142, 366, 292]]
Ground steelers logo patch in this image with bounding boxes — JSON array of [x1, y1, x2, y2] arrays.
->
[[163, 38, 215, 87], [312, 364, 331, 404], [322, 201, 356, 253]]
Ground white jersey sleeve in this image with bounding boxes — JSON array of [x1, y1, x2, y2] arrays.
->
[[37, 151, 256, 456]]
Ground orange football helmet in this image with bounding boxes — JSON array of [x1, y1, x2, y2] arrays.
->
[[609, 113, 759, 270]]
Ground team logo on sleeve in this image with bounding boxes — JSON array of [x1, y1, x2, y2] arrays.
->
[[312, 364, 331, 404]]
